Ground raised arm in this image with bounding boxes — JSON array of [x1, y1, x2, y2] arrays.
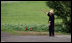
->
[[41, 9, 48, 15]]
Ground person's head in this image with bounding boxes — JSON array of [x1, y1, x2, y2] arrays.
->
[[49, 9, 54, 16], [50, 10, 53, 13]]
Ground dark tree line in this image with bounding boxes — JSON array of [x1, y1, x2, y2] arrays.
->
[[46, 1, 71, 33]]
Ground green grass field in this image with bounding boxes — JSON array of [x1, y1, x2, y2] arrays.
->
[[1, 1, 62, 25]]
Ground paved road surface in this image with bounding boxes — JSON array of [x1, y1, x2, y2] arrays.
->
[[1, 32, 71, 42]]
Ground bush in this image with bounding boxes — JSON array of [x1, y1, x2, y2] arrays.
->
[[1, 24, 71, 33], [46, 1, 71, 33], [54, 23, 70, 33]]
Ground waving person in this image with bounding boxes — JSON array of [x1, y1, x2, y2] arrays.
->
[[42, 9, 54, 36]]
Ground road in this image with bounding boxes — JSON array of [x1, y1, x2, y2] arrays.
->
[[1, 32, 71, 42]]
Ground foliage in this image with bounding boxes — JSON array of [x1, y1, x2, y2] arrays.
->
[[46, 1, 71, 33], [1, 24, 70, 33]]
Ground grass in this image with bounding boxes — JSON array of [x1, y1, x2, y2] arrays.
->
[[1, 1, 62, 25], [1, 1, 48, 25]]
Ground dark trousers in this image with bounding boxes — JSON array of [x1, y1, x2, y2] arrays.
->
[[49, 23, 54, 36]]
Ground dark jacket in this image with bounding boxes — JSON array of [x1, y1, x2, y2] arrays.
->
[[47, 12, 54, 26]]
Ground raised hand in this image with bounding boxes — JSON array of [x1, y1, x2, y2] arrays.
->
[[41, 9, 47, 13], [42, 9, 49, 14]]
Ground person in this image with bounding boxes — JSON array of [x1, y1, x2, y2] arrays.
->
[[42, 9, 54, 36]]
